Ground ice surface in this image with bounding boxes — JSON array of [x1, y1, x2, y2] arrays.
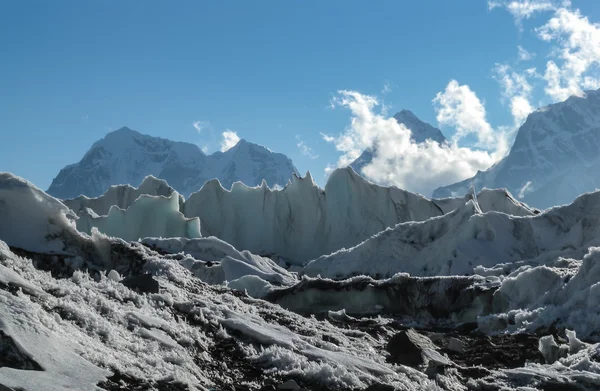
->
[[184, 167, 445, 264], [306, 190, 600, 279], [63, 175, 182, 216], [142, 236, 296, 288], [76, 191, 201, 242], [0, 173, 80, 253]]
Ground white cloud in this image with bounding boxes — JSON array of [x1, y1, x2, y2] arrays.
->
[[296, 135, 319, 159], [433, 80, 509, 158], [220, 130, 241, 152], [320, 132, 336, 143], [193, 120, 210, 133], [322, 90, 504, 196], [488, 0, 564, 24], [536, 7, 600, 101], [518, 45, 535, 61], [494, 63, 535, 124]]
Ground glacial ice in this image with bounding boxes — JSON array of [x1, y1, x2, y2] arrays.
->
[[305, 190, 600, 279], [4, 170, 600, 389], [184, 167, 445, 264], [63, 175, 182, 216], [0, 172, 80, 253], [76, 191, 201, 242]]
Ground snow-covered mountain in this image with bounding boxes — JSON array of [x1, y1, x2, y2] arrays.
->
[[350, 109, 446, 175], [434, 89, 600, 208], [47, 127, 299, 199]]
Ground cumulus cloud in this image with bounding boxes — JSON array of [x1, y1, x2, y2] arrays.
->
[[296, 135, 319, 159], [491, 1, 600, 103], [433, 80, 509, 158], [488, 0, 565, 26], [536, 7, 600, 101], [220, 130, 241, 152], [322, 90, 504, 196]]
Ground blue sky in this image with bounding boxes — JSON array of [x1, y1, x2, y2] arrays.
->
[[1, 0, 599, 191]]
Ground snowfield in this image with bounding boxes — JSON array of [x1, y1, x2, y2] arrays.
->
[[3, 171, 600, 390]]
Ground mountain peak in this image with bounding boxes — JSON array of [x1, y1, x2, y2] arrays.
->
[[434, 87, 600, 208], [48, 128, 299, 199], [349, 110, 446, 177]]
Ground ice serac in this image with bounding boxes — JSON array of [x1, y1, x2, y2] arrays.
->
[[183, 167, 445, 264], [434, 88, 600, 208], [47, 127, 299, 199], [350, 109, 446, 176], [63, 175, 182, 216], [433, 187, 539, 216], [305, 189, 600, 279], [142, 236, 296, 288], [77, 191, 201, 242], [0, 172, 80, 253]]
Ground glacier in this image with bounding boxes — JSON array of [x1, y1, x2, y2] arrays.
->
[[4, 171, 600, 390]]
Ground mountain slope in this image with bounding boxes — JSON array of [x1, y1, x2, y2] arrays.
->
[[350, 109, 446, 174], [434, 89, 600, 208], [47, 127, 298, 199]]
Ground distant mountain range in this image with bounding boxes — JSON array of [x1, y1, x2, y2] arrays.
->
[[435, 88, 600, 209], [47, 127, 298, 199], [350, 109, 447, 174]]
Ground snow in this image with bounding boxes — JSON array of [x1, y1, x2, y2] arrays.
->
[[142, 236, 296, 288], [48, 127, 299, 199], [6, 168, 600, 389], [434, 187, 538, 216], [63, 175, 181, 216], [0, 172, 80, 253], [435, 88, 600, 208], [76, 191, 201, 242], [305, 189, 600, 280], [184, 167, 445, 264], [0, 291, 109, 391]]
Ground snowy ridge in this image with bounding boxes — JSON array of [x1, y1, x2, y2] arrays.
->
[[63, 175, 182, 216], [433, 187, 539, 216], [48, 127, 299, 199], [183, 167, 445, 264], [435, 88, 600, 208], [305, 189, 600, 279]]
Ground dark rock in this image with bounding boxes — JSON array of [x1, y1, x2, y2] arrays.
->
[[0, 330, 43, 371], [386, 328, 437, 367], [364, 384, 396, 391], [97, 369, 190, 390], [278, 379, 301, 390], [121, 273, 159, 293]]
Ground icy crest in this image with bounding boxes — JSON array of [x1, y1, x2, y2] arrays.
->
[[0, 172, 80, 253], [76, 191, 201, 242], [306, 190, 600, 279], [63, 175, 182, 216], [184, 167, 445, 264]]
